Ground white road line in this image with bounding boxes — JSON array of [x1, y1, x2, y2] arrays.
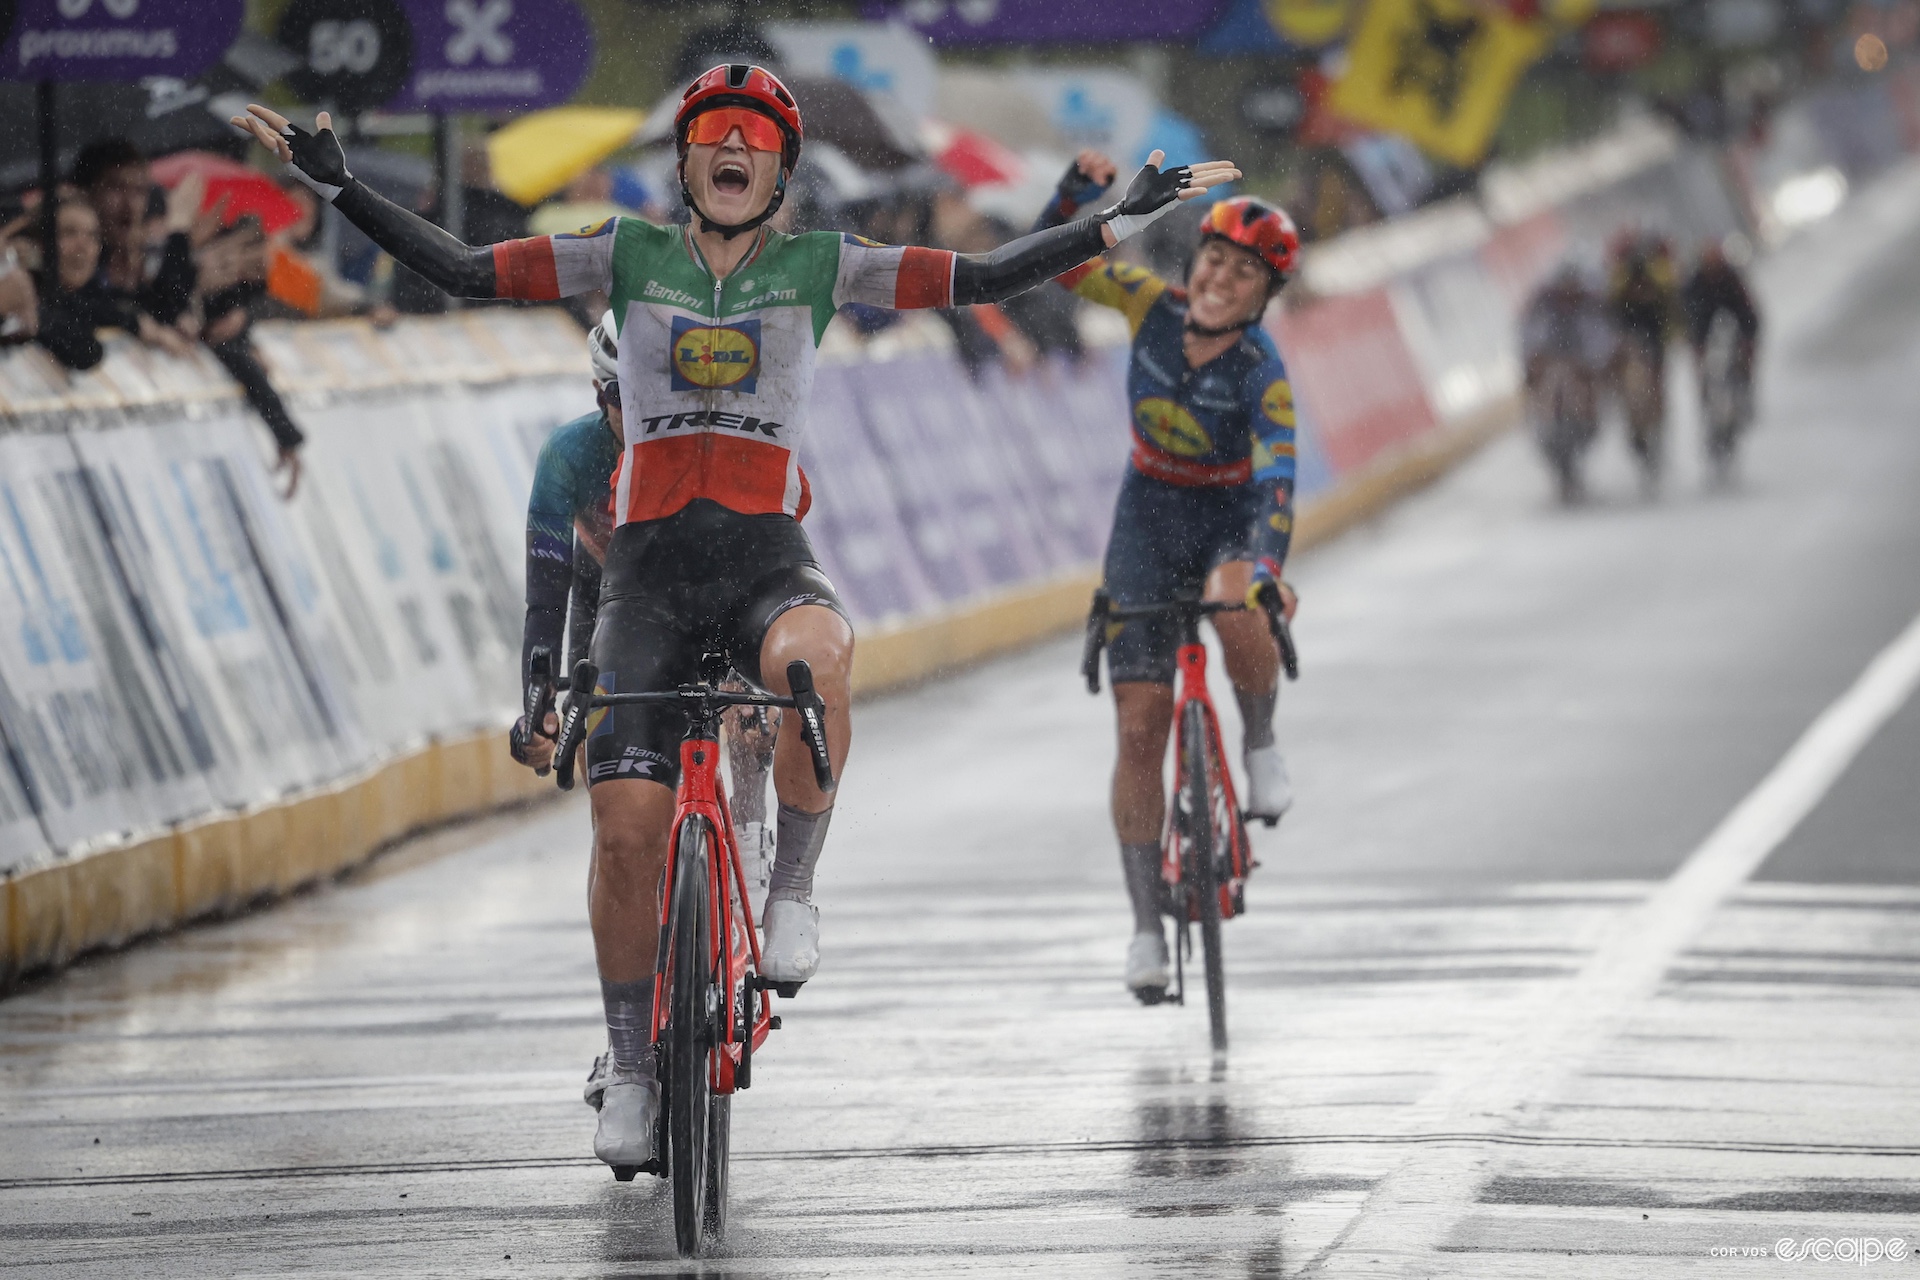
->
[[1306, 606, 1920, 1276]]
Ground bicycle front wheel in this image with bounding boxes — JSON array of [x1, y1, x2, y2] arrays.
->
[[668, 816, 718, 1256], [1181, 701, 1228, 1053]]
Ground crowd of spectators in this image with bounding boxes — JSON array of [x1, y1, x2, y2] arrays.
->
[[0, 119, 1137, 504], [0, 137, 410, 496]]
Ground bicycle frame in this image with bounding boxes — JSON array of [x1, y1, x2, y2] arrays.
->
[[542, 655, 837, 1095], [1082, 589, 1292, 1017], [660, 720, 772, 1096], [1164, 633, 1254, 931]]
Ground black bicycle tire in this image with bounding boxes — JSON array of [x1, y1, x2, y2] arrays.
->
[[1183, 702, 1228, 1053], [669, 817, 714, 1257], [704, 1095, 731, 1238]]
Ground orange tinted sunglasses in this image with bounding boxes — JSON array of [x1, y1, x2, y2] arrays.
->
[[685, 107, 785, 153]]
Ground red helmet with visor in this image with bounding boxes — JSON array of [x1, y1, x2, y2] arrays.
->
[[1199, 197, 1300, 284], [675, 64, 804, 172]]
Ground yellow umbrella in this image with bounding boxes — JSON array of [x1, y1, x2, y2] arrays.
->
[[487, 106, 646, 207]]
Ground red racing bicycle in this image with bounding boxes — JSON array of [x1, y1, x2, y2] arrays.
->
[[532, 649, 835, 1256], [1081, 584, 1297, 1052]]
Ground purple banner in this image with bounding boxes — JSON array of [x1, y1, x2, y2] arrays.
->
[[797, 362, 945, 625], [864, 0, 1230, 45], [2, 0, 241, 82], [393, 0, 592, 113]]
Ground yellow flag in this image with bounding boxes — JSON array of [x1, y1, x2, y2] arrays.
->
[[1329, 0, 1554, 167]]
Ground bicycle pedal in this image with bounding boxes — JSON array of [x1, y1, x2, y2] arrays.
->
[[749, 975, 804, 998], [768, 1014, 782, 1030], [611, 1165, 640, 1182]]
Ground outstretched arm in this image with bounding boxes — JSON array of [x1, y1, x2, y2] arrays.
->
[[233, 106, 499, 298], [952, 152, 1237, 305], [233, 106, 617, 302], [835, 151, 1239, 312]]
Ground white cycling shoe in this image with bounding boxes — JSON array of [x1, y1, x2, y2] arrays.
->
[[593, 1065, 661, 1167], [761, 897, 820, 984], [1126, 930, 1171, 1000], [1243, 744, 1294, 821], [583, 1049, 612, 1110]]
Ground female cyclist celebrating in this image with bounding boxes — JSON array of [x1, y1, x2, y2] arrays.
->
[[1035, 154, 1301, 1000], [232, 67, 1238, 1170]]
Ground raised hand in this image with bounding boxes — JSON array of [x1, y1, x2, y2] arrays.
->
[[1098, 149, 1242, 246], [229, 105, 354, 201]]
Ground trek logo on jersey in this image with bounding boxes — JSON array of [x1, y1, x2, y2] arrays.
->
[[644, 279, 704, 310], [1261, 378, 1296, 428], [638, 410, 783, 438], [671, 316, 761, 392], [1133, 397, 1213, 458]]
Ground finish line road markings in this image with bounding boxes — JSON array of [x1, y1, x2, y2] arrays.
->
[[1305, 605, 1920, 1277]]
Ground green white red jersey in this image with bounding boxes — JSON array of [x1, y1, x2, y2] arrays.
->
[[492, 218, 957, 526]]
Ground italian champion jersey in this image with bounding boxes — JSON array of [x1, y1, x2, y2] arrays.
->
[[492, 219, 956, 526]]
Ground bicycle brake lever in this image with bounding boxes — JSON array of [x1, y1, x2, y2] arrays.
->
[[785, 660, 836, 794], [551, 658, 598, 791], [524, 647, 556, 777], [1254, 582, 1299, 681]]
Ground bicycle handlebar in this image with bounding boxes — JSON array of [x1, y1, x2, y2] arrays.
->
[[548, 658, 837, 794], [1080, 585, 1299, 696]]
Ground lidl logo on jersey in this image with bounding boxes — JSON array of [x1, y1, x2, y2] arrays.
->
[[1261, 379, 1296, 428], [1133, 397, 1213, 458], [671, 316, 761, 392]]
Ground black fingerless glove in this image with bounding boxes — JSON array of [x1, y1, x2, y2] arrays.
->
[[1096, 161, 1194, 241], [281, 121, 354, 202], [1056, 160, 1112, 213]]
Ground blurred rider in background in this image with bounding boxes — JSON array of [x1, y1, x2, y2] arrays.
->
[[1034, 153, 1300, 1001], [1606, 232, 1680, 485], [1521, 259, 1615, 502], [1682, 240, 1762, 477]]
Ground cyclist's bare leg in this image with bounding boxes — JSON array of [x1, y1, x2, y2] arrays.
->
[[1206, 560, 1278, 702], [1207, 559, 1290, 816], [588, 777, 675, 1025], [1113, 680, 1175, 983], [1112, 681, 1175, 844], [756, 604, 853, 980], [760, 604, 853, 811]]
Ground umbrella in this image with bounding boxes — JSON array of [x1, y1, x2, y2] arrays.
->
[[488, 107, 646, 207], [528, 200, 643, 237], [150, 151, 305, 234], [921, 119, 1025, 188]]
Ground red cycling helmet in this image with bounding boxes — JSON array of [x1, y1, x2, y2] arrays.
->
[[675, 64, 804, 173], [1199, 197, 1300, 284]]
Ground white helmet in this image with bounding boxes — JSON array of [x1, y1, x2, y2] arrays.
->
[[587, 310, 618, 386]]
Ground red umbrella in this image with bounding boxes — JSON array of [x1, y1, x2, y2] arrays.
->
[[921, 119, 1026, 189], [149, 151, 306, 235]]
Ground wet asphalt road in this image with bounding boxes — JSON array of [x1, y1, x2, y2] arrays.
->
[[5, 166, 1920, 1277]]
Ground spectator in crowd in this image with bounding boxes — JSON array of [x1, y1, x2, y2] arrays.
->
[[0, 235, 37, 343], [12, 195, 193, 370], [194, 213, 307, 496], [72, 138, 199, 328]]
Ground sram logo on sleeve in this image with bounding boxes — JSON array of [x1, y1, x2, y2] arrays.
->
[[670, 316, 761, 392]]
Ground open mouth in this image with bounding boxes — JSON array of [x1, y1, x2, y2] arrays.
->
[[712, 161, 751, 196]]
